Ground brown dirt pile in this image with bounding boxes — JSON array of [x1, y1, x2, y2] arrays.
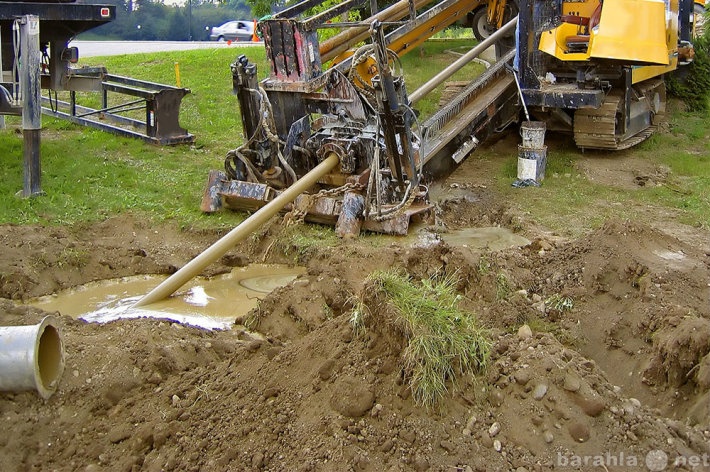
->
[[1, 200, 710, 471]]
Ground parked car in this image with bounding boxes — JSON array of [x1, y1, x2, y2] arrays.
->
[[209, 20, 254, 42]]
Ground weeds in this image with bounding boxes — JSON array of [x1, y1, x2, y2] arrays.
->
[[347, 294, 369, 336], [545, 293, 574, 313], [366, 269, 491, 408], [495, 273, 511, 301], [58, 247, 89, 268], [527, 318, 581, 348], [275, 224, 339, 262], [477, 255, 491, 275]]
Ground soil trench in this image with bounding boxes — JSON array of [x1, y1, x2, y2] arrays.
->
[[1, 157, 710, 471]]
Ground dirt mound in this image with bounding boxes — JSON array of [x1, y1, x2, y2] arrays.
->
[[1, 213, 710, 471]]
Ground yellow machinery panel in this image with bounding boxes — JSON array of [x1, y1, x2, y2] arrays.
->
[[539, 0, 673, 67], [591, 0, 670, 64]]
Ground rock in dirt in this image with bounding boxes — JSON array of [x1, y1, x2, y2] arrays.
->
[[532, 383, 548, 400], [575, 396, 605, 417], [330, 376, 375, 417], [568, 422, 590, 443], [562, 372, 581, 392], [695, 354, 710, 389], [413, 455, 430, 471], [318, 359, 337, 380], [514, 369, 531, 386], [518, 324, 533, 340]]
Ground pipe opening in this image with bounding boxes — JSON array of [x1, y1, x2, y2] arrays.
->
[[36, 323, 64, 398]]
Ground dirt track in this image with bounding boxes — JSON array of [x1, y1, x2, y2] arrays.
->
[[1, 134, 710, 471]]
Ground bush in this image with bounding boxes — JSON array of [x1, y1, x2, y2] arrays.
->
[[668, 35, 710, 112]]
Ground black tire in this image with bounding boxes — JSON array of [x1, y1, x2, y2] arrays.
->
[[471, 7, 494, 41]]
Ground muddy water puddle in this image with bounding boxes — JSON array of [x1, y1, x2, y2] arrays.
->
[[407, 226, 530, 251], [439, 227, 530, 250], [30, 264, 305, 330]]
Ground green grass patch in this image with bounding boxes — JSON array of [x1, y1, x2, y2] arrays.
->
[[479, 113, 710, 236], [272, 223, 340, 262], [1, 42, 469, 229], [366, 269, 491, 407], [1, 40, 708, 237]]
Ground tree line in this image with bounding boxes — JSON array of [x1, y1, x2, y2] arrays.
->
[[81, 0, 254, 41]]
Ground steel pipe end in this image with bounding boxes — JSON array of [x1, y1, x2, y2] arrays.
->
[[0, 316, 65, 399]]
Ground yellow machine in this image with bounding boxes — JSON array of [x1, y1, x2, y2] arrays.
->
[[517, 0, 696, 149]]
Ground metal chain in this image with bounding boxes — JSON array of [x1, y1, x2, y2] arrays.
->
[[283, 182, 366, 226]]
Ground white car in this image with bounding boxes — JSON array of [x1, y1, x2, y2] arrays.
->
[[209, 20, 254, 42]]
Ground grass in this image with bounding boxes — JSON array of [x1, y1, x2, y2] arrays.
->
[[1, 38, 708, 240], [273, 223, 340, 262], [479, 112, 710, 236], [364, 269, 491, 407], [0, 47, 255, 229]]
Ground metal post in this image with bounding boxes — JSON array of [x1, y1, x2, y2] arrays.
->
[[188, 0, 192, 41], [19, 15, 42, 198], [0, 26, 5, 130]]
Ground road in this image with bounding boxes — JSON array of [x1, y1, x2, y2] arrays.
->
[[71, 40, 262, 58]]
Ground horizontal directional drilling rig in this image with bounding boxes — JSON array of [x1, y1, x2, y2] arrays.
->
[[202, 0, 522, 236]]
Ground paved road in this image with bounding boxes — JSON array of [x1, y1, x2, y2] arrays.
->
[[71, 40, 262, 58]]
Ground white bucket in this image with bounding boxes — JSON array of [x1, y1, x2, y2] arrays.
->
[[517, 145, 547, 182], [0, 316, 65, 399], [520, 121, 546, 148]]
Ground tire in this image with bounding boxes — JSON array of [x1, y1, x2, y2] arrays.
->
[[471, 8, 495, 41], [217, 36, 225, 42]]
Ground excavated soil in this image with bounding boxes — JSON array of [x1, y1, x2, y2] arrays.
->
[[1, 144, 710, 472]]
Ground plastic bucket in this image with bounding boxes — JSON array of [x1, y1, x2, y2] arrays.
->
[[520, 121, 546, 148], [0, 316, 65, 399], [517, 145, 547, 182]]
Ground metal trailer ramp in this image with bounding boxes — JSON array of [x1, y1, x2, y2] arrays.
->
[[42, 70, 194, 146]]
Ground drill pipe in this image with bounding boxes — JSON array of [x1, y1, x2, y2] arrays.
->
[[320, 0, 434, 63], [135, 153, 340, 307], [408, 16, 517, 104]]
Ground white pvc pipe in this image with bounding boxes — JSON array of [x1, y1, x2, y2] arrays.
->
[[0, 316, 65, 399]]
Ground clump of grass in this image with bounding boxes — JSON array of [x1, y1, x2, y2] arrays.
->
[[348, 294, 369, 336], [545, 293, 574, 313], [366, 270, 491, 407], [495, 273, 511, 301], [271, 224, 339, 262], [477, 255, 491, 275]]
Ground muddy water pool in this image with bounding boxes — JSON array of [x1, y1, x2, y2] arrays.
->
[[30, 264, 305, 330]]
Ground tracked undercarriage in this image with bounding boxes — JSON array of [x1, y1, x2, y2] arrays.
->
[[573, 79, 665, 150]]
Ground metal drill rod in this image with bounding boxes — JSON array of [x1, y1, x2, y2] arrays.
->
[[409, 16, 517, 105], [135, 153, 340, 307]]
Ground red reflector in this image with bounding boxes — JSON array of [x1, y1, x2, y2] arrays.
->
[[100, 7, 110, 18]]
